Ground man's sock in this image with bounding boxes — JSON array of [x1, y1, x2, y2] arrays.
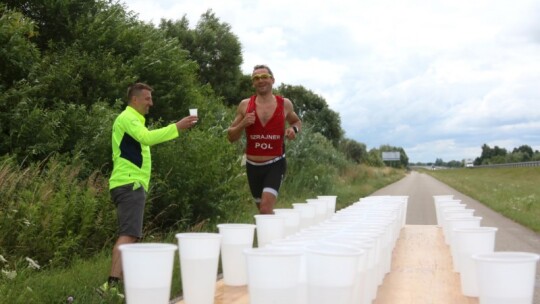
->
[[108, 276, 121, 285]]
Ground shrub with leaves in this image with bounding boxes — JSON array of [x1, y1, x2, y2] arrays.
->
[[0, 155, 115, 269], [149, 106, 251, 231], [281, 124, 350, 201]]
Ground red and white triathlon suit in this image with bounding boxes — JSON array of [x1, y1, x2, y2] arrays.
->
[[245, 95, 287, 202]]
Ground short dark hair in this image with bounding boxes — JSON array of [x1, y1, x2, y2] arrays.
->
[[127, 83, 152, 102], [253, 64, 274, 77]]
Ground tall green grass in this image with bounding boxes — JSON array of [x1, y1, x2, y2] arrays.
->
[[0, 155, 116, 267], [425, 167, 540, 232]]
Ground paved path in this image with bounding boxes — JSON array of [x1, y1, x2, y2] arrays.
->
[[371, 170, 540, 303]]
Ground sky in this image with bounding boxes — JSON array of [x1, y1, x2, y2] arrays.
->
[[122, 0, 540, 163]]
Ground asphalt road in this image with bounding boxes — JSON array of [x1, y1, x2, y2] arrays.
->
[[370, 170, 540, 303]]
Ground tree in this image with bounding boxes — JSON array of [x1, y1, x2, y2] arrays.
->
[[161, 10, 244, 106], [0, 5, 40, 87], [512, 145, 533, 161], [0, 0, 205, 165], [277, 84, 343, 146], [159, 16, 194, 50], [367, 148, 384, 167], [3, 0, 102, 50], [477, 143, 510, 165], [339, 138, 367, 164], [446, 160, 462, 168]]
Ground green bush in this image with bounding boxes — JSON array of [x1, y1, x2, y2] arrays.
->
[[0, 155, 115, 269], [149, 109, 251, 231], [280, 125, 350, 203]]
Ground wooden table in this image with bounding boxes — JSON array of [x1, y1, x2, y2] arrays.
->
[[175, 225, 478, 304], [373, 225, 478, 303]]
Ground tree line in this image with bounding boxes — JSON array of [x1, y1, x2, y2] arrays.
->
[[0, 1, 408, 169], [474, 144, 540, 165], [411, 144, 540, 168]]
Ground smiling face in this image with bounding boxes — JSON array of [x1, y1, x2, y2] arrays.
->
[[131, 89, 153, 115], [252, 67, 275, 95]]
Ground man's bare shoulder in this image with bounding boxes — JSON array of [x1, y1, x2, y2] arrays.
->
[[239, 98, 251, 105], [282, 97, 295, 109], [235, 98, 250, 113]]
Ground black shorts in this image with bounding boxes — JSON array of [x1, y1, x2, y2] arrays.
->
[[246, 156, 286, 203], [110, 183, 146, 239]]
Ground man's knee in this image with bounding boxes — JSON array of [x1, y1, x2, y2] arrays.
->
[[259, 194, 276, 214], [259, 204, 274, 214]]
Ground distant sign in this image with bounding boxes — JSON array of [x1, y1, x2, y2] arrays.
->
[[382, 151, 400, 161]]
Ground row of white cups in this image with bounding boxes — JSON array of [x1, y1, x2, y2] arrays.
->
[[118, 195, 409, 304], [433, 195, 539, 304]]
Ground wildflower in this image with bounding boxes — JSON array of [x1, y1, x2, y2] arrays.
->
[[25, 257, 41, 270], [2, 269, 17, 280]]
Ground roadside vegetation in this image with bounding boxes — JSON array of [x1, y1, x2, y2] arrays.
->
[[0, 158, 404, 303], [423, 167, 540, 232]]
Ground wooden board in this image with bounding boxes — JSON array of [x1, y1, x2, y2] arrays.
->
[[175, 225, 477, 304], [174, 280, 249, 304], [374, 225, 478, 304]]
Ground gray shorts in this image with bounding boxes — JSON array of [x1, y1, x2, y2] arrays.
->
[[110, 183, 146, 239]]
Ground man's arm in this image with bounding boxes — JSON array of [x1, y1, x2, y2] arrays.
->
[[284, 98, 302, 140], [227, 99, 254, 142]]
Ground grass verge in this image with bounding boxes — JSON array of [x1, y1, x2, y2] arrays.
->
[[424, 167, 540, 232]]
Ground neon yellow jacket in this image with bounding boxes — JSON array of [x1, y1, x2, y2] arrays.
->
[[109, 106, 179, 191]]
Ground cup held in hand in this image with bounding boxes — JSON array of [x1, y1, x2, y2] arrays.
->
[[189, 108, 198, 123]]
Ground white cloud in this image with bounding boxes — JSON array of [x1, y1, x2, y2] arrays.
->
[[122, 0, 540, 162]]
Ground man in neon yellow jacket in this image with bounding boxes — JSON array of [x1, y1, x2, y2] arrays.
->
[[102, 83, 198, 296]]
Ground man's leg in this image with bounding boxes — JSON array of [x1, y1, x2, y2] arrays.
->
[[108, 184, 145, 281], [259, 191, 277, 214], [109, 235, 138, 279], [246, 157, 286, 214]]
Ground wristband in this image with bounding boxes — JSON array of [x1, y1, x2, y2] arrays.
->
[[292, 126, 299, 134]]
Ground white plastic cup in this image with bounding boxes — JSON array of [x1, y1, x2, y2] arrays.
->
[[317, 195, 338, 218], [453, 227, 497, 296], [436, 201, 465, 226], [318, 237, 372, 304], [341, 229, 385, 301], [444, 215, 481, 246], [217, 223, 256, 286], [292, 203, 317, 229], [266, 242, 310, 304], [473, 252, 540, 304], [175, 233, 221, 304], [189, 108, 198, 123], [442, 209, 474, 243], [119, 243, 177, 304], [305, 243, 364, 304], [273, 209, 301, 236], [433, 195, 454, 201], [306, 199, 328, 224], [435, 200, 463, 226], [244, 247, 304, 304], [254, 214, 285, 248]]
